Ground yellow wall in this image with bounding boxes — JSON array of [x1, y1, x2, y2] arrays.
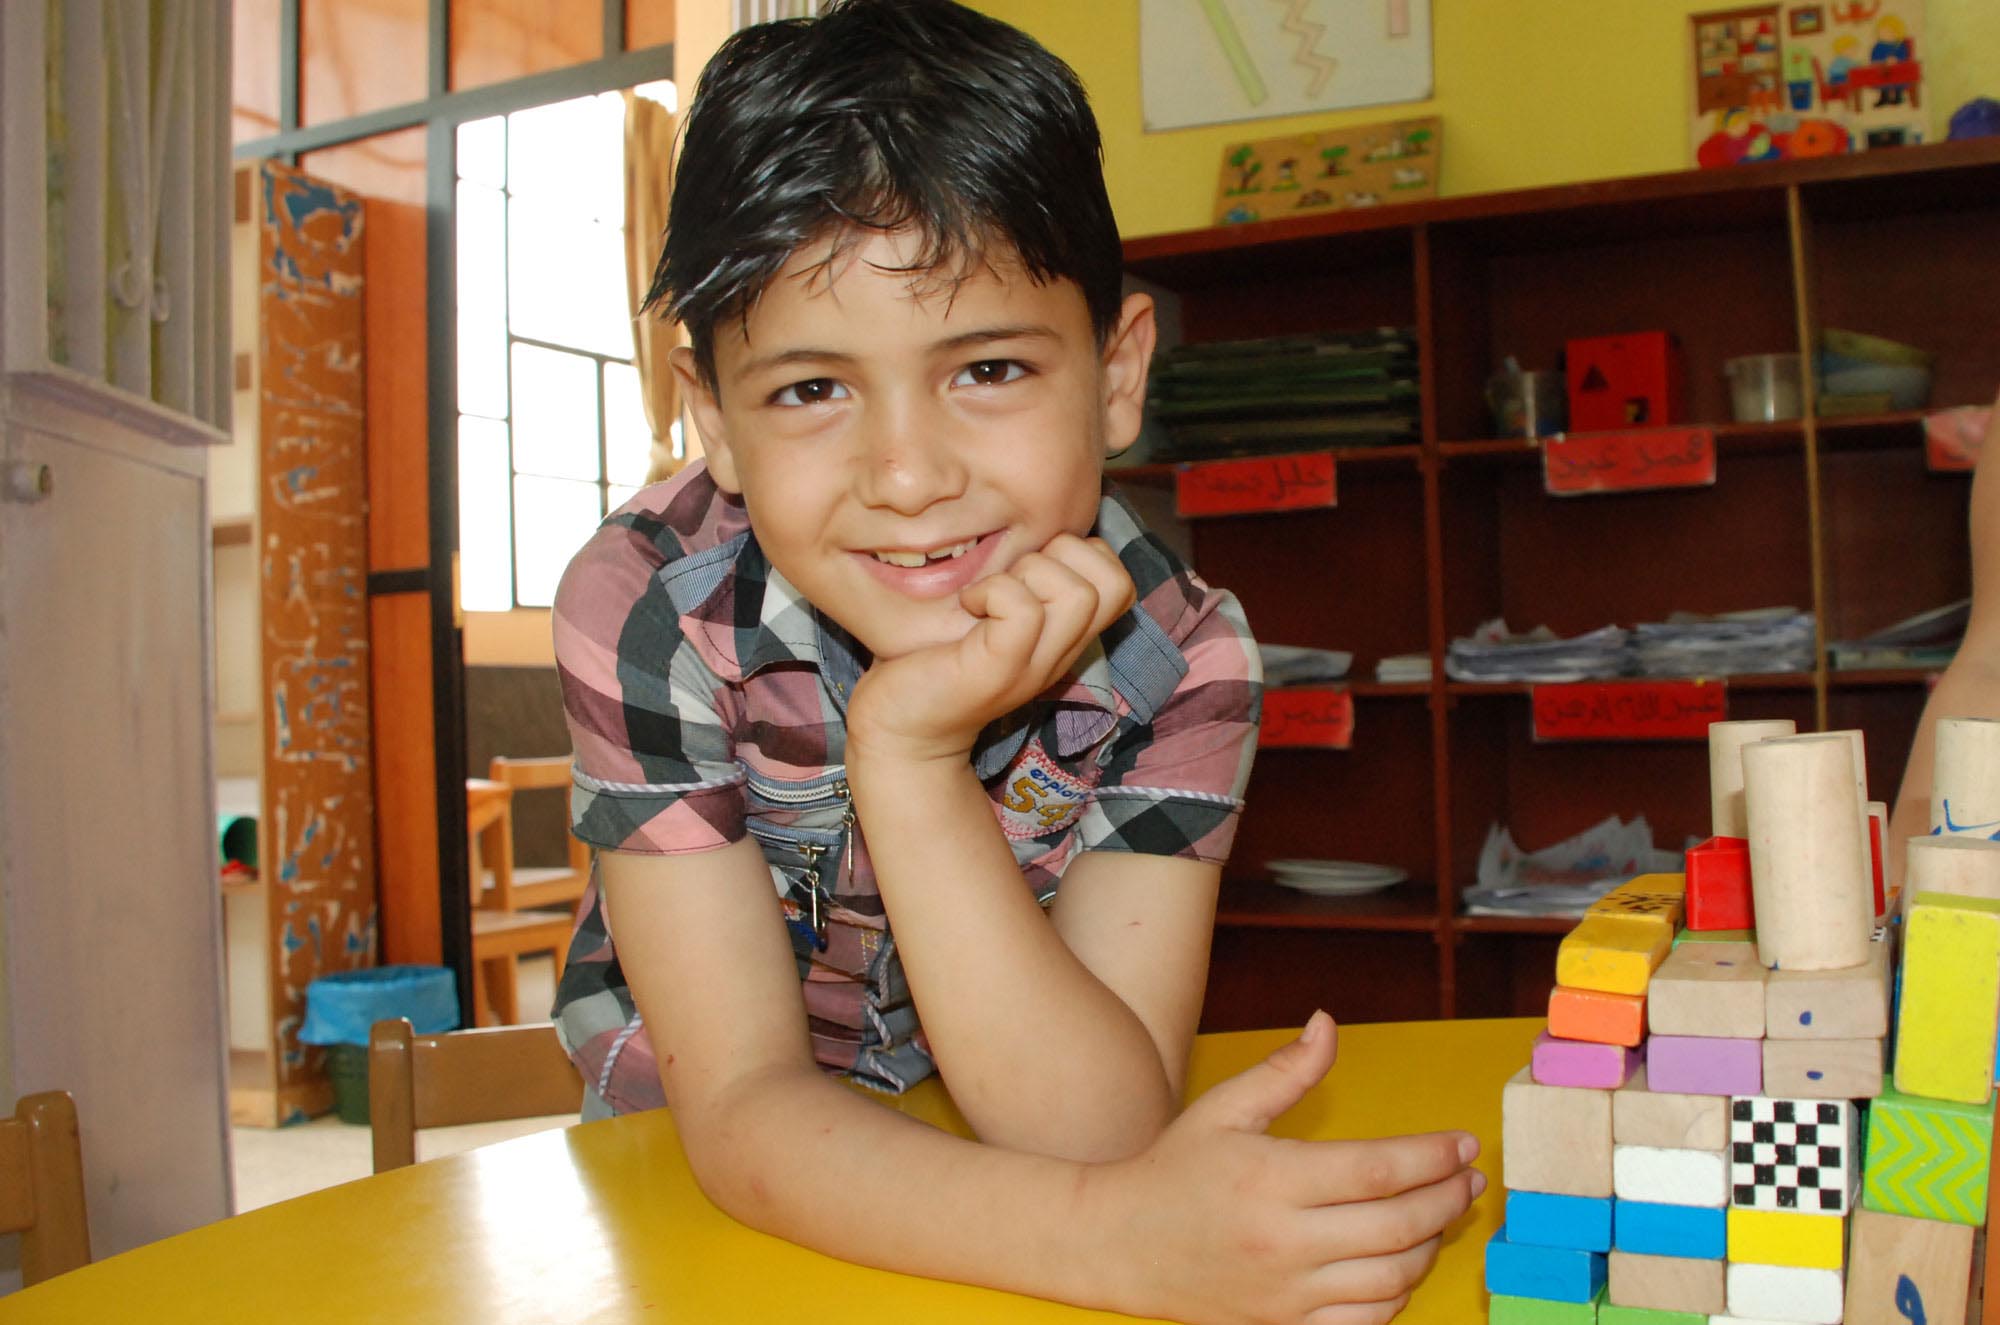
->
[[970, 0, 2000, 239]]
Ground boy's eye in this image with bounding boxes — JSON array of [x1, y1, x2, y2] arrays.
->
[[953, 359, 1028, 388], [771, 378, 848, 407]]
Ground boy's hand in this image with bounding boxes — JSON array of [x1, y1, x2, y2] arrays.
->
[[847, 533, 1136, 764], [1087, 1013, 1485, 1325]]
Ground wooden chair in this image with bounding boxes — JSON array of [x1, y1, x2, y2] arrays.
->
[[481, 755, 591, 914], [466, 777, 574, 1027], [367, 1018, 585, 1173], [0, 1092, 91, 1284]]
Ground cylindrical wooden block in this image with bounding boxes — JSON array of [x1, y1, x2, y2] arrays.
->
[[1906, 836, 2000, 909], [1932, 717, 2000, 833], [1709, 718, 1798, 838], [1829, 729, 1875, 909], [1743, 733, 1874, 971]]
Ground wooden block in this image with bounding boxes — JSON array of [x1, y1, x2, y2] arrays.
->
[[1725, 1207, 1845, 1270], [1646, 940, 1765, 1038], [1504, 1066, 1614, 1199], [1764, 939, 1889, 1039], [1895, 891, 2000, 1104], [1760, 1036, 1883, 1100], [1743, 734, 1875, 972], [1550, 984, 1647, 1047], [1589, 873, 1686, 931], [1504, 1190, 1614, 1256], [1488, 1287, 1605, 1323], [1646, 1034, 1760, 1097], [1612, 1198, 1725, 1259], [1710, 717, 1797, 838], [1675, 926, 1755, 946], [1844, 1206, 1974, 1325], [1613, 1066, 1728, 1151], [1724, 1263, 1844, 1323], [1933, 715, 2000, 833], [1904, 835, 2000, 917], [1729, 1096, 1859, 1215], [1506, 1190, 1614, 1252], [1685, 835, 1754, 932], [1487, 1225, 1607, 1303], [1608, 1249, 1725, 1315], [1867, 799, 1888, 919], [1558, 913, 1673, 996], [1534, 1030, 1641, 1089], [1613, 1144, 1728, 1208], [1597, 1305, 1704, 1325], [1863, 1079, 1995, 1225]]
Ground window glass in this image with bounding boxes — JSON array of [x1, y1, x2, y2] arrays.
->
[[602, 361, 654, 487], [507, 93, 624, 225], [512, 476, 604, 608], [456, 116, 506, 190], [458, 416, 515, 612], [456, 181, 509, 420], [507, 198, 631, 359], [511, 344, 602, 482]]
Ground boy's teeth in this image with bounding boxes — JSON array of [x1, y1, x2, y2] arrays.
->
[[872, 538, 975, 568]]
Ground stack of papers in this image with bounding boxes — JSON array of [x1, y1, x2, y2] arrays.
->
[[1375, 652, 1433, 684], [1460, 816, 1685, 918], [1829, 598, 1967, 671], [1257, 644, 1353, 687], [1144, 328, 1421, 460], [1446, 619, 1629, 683], [1627, 608, 1815, 677]]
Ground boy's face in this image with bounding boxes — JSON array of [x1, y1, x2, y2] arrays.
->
[[675, 228, 1156, 661]]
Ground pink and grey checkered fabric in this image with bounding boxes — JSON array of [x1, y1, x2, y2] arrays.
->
[[550, 461, 1261, 1110]]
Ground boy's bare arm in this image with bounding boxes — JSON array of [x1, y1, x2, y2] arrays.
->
[[1888, 394, 2000, 876], [603, 838, 1482, 1325]]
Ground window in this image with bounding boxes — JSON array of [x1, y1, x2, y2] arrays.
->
[[455, 84, 675, 612]]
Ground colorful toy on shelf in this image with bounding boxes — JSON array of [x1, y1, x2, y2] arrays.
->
[[1564, 332, 1686, 433], [1487, 713, 2000, 1323]]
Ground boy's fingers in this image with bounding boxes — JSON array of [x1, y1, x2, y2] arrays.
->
[[1291, 1131, 1477, 1208], [1306, 1234, 1441, 1310], [1302, 1289, 1411, 1325], [1183, 1011, 1338, 1135], [1045, 534, 1137, 633], [957, 575, 1043, 670], [1305, 1166, 1482, 1259]]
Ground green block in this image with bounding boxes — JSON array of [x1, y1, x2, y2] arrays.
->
[[1673, 926, 1754, 948], [1862, 1076, 1995, 1225], [1490, 1285, 1605, 1323], [1599, 1305, 1704, 1325]]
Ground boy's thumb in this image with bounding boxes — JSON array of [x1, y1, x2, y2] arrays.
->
[[1188, 1010, 1337, 1135]]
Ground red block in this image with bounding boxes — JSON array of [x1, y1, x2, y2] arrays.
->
[[1686, 835, 1754, 931], [1867, 809, 1886, 919], [1566, 331, 1686, 432]]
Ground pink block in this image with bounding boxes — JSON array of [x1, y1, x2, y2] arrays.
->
[[1531, 1030, 1641, 1089], [1646, 1034, 1761, 1096]]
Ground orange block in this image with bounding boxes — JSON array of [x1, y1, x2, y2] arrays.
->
[[1549, 984, 1647, 1047]]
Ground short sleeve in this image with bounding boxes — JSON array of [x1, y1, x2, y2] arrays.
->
[[552, 517, 746, 855], [1077, 588, 1262, 864]]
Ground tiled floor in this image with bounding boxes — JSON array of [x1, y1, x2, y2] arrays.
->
[[230, 955, 579, 1214]]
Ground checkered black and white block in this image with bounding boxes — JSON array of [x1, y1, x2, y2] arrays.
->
[[1729, 1096, 1860, 1214]]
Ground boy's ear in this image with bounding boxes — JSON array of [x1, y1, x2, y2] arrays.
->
[[671, 345, 742, 493], [1099, 292, 1157, 459]]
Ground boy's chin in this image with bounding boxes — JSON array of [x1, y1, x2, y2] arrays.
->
[[862, 604, 980, 662]]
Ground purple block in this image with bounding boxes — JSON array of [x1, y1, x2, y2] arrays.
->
[[1646, 1034, 1761, 1096], [1531, 1030, 1641, 1089]]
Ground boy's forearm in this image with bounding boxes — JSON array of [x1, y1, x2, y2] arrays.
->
[[682, 1061, 1134, 1314], [846, 749, 1178, 1158]]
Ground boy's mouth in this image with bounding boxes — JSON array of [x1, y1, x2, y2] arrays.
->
[[852, 531, 1000, 598], [868, 537, 979, 568]]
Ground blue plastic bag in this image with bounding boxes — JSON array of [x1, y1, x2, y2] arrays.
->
[[299, 964, 459, 1045]]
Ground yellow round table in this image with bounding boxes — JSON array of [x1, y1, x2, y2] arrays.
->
[[2, 1018, 1541, 1323]]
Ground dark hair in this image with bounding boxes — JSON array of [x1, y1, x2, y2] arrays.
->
[[646, 0, 1123, 387]]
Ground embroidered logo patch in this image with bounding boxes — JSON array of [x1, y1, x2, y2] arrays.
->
[[994, 739, 1093, 841]]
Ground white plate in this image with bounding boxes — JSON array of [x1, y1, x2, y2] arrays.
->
[[1267, 860, 1409, 896]]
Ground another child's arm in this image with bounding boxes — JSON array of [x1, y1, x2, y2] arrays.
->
[[604, 836, 1482, 1325], [1888, 394, 2000, 874]]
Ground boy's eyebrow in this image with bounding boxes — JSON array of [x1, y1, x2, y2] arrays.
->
[[735, 325, 1062, 378]]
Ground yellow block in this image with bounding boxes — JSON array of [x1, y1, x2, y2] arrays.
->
[[1894, 891, 2000, 1104], [1588, 872, 1687, 932], [1556, 913, 1672, 996], [1727, 1208, 1845, 1270]]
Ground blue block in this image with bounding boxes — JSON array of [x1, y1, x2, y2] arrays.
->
[[1506, 1190, 1614, 1252], [1613, 1199, 1726, 1259], [1485, 1225, 1608, 1303]]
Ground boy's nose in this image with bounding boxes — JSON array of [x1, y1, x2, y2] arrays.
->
[[853, 404, 969, 514]]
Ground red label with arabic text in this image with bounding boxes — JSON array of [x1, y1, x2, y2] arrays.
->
[[1531, 680, 1727, 742], [1176, 453, 1337, 519], [1543, 427, 1716, 496], [1259, 688, 1355, 749]]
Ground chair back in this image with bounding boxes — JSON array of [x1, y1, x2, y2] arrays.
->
[[368, 1018, 584, 1173], [0, 1091, 91, 1284], [480, 756, 591, 913]]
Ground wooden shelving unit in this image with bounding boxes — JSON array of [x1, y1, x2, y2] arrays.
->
[[1122, 140, 2000, 1031]]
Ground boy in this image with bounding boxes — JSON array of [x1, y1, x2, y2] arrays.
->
[[551, 2, 1482, 1320]]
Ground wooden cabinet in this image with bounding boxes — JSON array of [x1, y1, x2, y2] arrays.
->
[[1121, 140, 2000, 1031]]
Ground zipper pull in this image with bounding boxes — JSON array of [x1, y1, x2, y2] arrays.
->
[[837, 778, 856, 880], [797, 841, 830, 950]]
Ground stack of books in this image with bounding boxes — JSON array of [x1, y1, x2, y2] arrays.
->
[[1143, 328, 1420, 461]]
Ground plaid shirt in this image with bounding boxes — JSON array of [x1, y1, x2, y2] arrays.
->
[[551, 462, 1261, 1110]]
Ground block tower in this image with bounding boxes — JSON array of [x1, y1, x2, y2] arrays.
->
[[1487, 716, 2000, 1324]]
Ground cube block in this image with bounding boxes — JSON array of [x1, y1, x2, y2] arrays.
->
[[1534, 1031, 1641, 1089], [1488, 1287, 1606, 1323], [1607, 1248, 1723, 1315], [1894, 890, 2000, 1104], [1613, 1145, 1728, 1208], [1725, 1207, 1844, 1270], [1558, 914, 1673, 996], [1549, 984, 1647, 1048], [1759, 1036, 1882, 1100], [1646, 1035, 1760, 1097], [1686, 835, 1753, 931], [1862, 1078, 1995, 1225], [1843, 1206, 1974, 1325], [1612, 1199, 1724, 1259], [1505, 1190, 1613, 1253], [1646, 940, 1765, 1039], [1724, 1263, 1843, 1324], [1487, 1225, 1607, 1303], [1504, 1067, 1614, 1199], [1728, 1096, 1859, 1215], [1764, 940, 1890, 1040], [1613, 1067, 1727, 1151]]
